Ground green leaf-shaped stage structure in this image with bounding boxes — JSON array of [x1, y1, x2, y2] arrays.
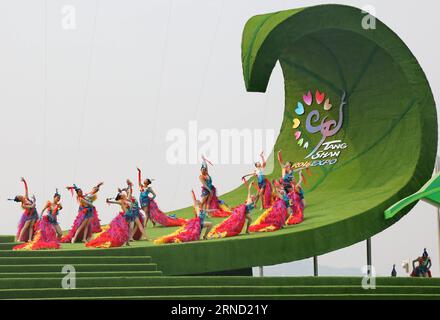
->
[[1, 5, 437, 276]]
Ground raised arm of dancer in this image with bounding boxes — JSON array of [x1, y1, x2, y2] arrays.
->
[[297, 170, 303, 188], [90, 182, 103, 194], [137, 167, 143, 190], [277, 150, 283, 167], [21, 177, 29, 199], [242, 173, 255, 181], [260, 151, 266, 169], [106, 198, 120, 206], [246, 183, 253, 202], [126, 179, 133, 199]]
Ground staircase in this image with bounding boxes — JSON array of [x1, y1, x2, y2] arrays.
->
[[1, 236, 440, 299]]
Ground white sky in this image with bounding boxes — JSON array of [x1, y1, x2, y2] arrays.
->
[[0, 0, 439, 277]]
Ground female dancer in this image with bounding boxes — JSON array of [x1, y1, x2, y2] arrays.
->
[[13, 189, 62, 251], [125, 179, 148, 241], [86, 188, 132, 248], [249, 180, 289, 233], [199, 156, 231, 217], [277, 150, 294, 193], [137, 168, 186, 227], [137, 168, 156, 227], [61, 182, 103, 243], [40, 189, 63, 238], [242, 151, 272, 209], [208, 181, 257, 239], [9, 177, 38, 242], [154, 190, 214, 244]]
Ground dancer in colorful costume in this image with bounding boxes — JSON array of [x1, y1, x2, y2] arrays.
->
[[208, 181, 257, 239], [249, 182, 288, 233], [286, 172, 305, 225], [199, 156, 231, 217], [154, 190, 214, 244], [86, 188, 132, 248], [13, 189, 62, 251], [137, 168, 157, 227], [61, 182, 103, 243], [125, 179, 148, 241], [277, 150, 308, 208], [9, 177, 39, 242], [411, 248, 432, 278], [277, 150, 294, 193], [137, 168, 186, 227], [242, 151, 272, 209]]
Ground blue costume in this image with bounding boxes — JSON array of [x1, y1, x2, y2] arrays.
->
[[245, 202, 255, 214], [81, 194, 96, 219], [298, 187, 304, 200], [80, 205, 94, 219], [46, 207, 60, 225], [201, 175, 213, 197], [282, 171, 294, 191], [26, 206, 39, 222], [199, 209, 207, 228], [281, 193, 292, 208], [140, 187, 155, 208], [124, 199, 141, 222], [256, 169, 266, 189]]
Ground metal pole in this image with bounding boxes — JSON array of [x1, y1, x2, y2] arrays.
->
[[436, 156, 440, 275], [259, 266, 264, 277], [313, 256, 318, 276], [366, 238, 372, 275]]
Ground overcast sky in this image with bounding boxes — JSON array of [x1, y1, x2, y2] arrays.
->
[[0, 0, 439, 277]]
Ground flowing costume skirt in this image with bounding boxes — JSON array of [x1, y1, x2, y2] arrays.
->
[[14, 216, 60, 250], [61, 206, 101, 243], [86, 213, 129, 248], [149, 199, 187, 227], [154, 217, 201, 244], [249, 198, 288, 233], [207, 204, 247, 239]]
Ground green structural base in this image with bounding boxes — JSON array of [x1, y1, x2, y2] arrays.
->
[[385, 172, 440, 219], [1, 4, 437, 277]]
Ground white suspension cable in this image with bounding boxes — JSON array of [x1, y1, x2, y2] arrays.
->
[[72, 0, 100, 183], [42, 0, 48, 198]]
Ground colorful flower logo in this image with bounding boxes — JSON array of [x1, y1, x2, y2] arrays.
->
[[292, 90, 346, 159]]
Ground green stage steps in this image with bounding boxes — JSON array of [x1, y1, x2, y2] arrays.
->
[[0, 245, 439, 300]]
